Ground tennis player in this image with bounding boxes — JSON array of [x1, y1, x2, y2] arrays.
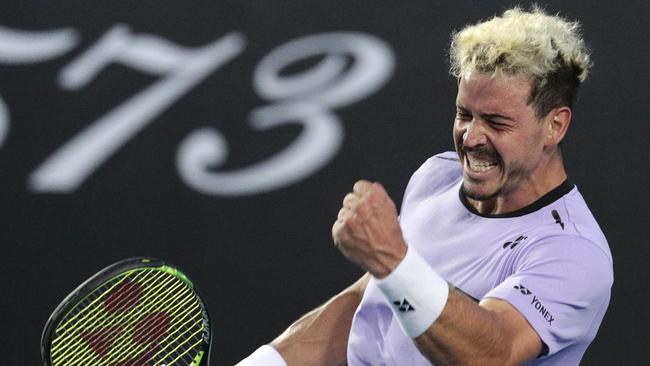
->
[[238, 6, 613, 365]]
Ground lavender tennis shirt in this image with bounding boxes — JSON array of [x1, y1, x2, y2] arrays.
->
[[347, 152, 613, 365]]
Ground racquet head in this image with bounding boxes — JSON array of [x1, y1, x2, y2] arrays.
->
[[41, 257, 211, 366]]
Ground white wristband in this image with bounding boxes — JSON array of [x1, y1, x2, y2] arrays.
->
[[375, 246, 449, 338], [235, 345, 287, 366]]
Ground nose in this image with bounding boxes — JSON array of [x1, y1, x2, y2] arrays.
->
[[461, 120, 487, 148]]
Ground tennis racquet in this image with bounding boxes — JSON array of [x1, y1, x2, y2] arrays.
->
[[41, 257, 211, 366]]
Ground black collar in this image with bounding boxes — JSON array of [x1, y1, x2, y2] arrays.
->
[[458, 179, 574, 218]]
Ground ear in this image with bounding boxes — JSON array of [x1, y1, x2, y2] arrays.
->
[[544, 107, 572, 146]]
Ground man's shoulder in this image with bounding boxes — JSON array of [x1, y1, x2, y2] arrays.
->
[[429, 151, 461, 163], [514, 187, 612, 272], [401, 152, 462, 206], [406, 151, 462, 195], [562, 188, 609, 247], [426, 151, 462, 168]]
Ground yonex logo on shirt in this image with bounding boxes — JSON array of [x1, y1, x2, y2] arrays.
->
[[532, 296, 555, 325], [514, 284, 555, 325], [514, 284, 532, 295], [503, 235, 528, 250]]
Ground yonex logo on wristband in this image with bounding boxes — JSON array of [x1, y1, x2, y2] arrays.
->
[[393, 298, 415, 312], [377, 247, 448, 337]]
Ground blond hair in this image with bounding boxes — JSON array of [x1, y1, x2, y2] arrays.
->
[[449, 6, 591, 116]]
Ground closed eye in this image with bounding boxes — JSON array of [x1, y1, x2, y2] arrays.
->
[[485, 119, 511, 131], [456, 111, 472, 121], [481, 112, 514, 129]]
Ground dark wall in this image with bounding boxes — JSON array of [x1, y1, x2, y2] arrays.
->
[[1, 1, 647, 364]]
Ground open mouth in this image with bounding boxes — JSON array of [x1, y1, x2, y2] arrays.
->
[[465, 154, 498, 174]]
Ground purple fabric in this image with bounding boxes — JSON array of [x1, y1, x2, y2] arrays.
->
[[347, 151, 613, 365]]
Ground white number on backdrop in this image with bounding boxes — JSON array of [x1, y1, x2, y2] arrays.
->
[[29, 25, 246, 192], [0, 25, 395, 195], [0, 25, 80, 149], [178, 33, 395, 195]]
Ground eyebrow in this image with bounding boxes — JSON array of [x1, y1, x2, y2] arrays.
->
[[456, 105, 514, 122]]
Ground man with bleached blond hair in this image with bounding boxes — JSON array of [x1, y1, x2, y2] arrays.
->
[[237, 6, 613, 365]]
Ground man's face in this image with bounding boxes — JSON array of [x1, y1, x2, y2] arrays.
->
[[453, 72, 550, 203]]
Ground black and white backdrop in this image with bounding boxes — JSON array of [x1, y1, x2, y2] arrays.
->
[[1, 1, 647, 364]]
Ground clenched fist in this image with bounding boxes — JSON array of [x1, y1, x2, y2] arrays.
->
[[332, 180, 408, 278]]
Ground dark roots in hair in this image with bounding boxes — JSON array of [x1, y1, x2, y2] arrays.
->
[[528, 59, 582, 118]]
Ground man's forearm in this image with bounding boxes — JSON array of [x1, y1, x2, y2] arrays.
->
[[270, 274, 369, 366], [414, 289, 541, 366]]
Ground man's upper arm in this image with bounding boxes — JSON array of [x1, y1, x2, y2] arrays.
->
[[479, 297, 543, 364], [483, 237, 613, 357]]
